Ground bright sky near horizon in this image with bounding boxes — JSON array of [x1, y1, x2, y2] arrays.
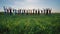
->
[[0, 0, 60, 13]]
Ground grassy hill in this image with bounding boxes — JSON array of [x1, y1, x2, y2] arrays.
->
[[0, 13, 60, 34]]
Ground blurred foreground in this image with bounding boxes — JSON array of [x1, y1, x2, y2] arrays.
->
[[0, 12, 60, 34]]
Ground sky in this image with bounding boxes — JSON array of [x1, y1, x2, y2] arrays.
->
[[0, 0, 60, 13]]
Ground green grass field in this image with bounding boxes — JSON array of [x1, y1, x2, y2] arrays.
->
[[0, 13, 60, 34]]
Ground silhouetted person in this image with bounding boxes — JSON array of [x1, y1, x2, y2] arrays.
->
[[24, 10, 25, 14], [38, 9, 40, 14], [13, 9, 17, 15], [33, 9, 35, 14], [3, 6, 7, 14], [44, 9, 45, 14], [26, 10, 28, 15], [46, 9, 49, 15], [38, 11, 40, 14], [41, 10, 43, 14], [18, 9, 21, 15], [49, 9, 51, 14], [10, 9, 12, 15], [36, 10, 37, 14], [7, 9, 9, 14]]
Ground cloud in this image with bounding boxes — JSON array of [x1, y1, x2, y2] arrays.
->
[[26, 0, 33, 2], [26, 0, 43, 2], [10, 0, 41, 9], [14, 1, 25, 5]]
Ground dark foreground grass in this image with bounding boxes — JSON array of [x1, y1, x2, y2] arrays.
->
[[0, 13, 60, 34]]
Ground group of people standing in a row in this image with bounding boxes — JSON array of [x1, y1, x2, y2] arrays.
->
[[3, 6, 52, 15]]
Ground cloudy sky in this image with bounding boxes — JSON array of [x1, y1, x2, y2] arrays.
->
[[0, 0, 60, 13]]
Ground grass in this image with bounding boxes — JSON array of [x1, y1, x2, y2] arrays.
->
[[0, 13, 60, 34]]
